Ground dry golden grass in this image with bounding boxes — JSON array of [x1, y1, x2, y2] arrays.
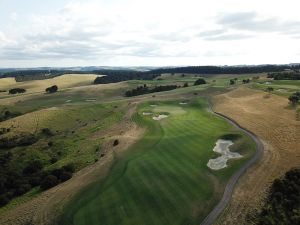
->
[[0, 107, 60, 136], [212, 87, 300, 225], [0, 74, 100, 95]]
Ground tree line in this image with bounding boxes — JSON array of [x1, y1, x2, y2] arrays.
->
[[250, 167, 300, 225], [93, 70, 160, 84], [125, 84, 178, 97], [267, 71, 300, 80], [150, 65, 300, 75], [124, 78, 206, 97], [0, 157, 75, 206]]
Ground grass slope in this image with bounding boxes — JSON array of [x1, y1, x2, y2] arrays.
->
[[59, 98, 255, 225]]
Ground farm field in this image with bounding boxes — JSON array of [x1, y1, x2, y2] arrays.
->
[[58, 99, 255, 225], [0, 74, 101, 97]]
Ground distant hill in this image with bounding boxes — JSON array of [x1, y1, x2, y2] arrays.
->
[[1, 64, 300, 83]]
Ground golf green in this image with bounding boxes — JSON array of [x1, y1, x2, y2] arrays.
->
[[58, 98, 255, 225]]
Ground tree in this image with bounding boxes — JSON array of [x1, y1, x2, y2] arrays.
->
[[45, 85, 58, 94], [266, 87, 274, 93], [113, 139, 119, 146], [229, 79, 235, 85], [242, 79, 250, 84], [288, 94, 299, 105], [183, 82, 189, 87], [194, 78, 206, 85], [9, 88, 26, 94], [40, 175, 59, 190]]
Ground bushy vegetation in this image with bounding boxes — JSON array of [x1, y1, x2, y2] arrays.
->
[[8, 88, 26, 94], [288, 92, 300, 105], [0, 156, 75, 207], [253, 167, 300, 225], [125, 84, 178, 97], [267, 71, 300, 80], [45, 85, 58, 94], [194, 78, 206, 85], [0, 110, 21, 122], [242, 79, 250, 84], [0, 133, 38, 149]]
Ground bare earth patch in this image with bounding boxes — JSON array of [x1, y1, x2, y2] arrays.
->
[[212, 87, 300, 225]]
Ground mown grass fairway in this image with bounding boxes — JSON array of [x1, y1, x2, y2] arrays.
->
[[59, 98, 255, 225]]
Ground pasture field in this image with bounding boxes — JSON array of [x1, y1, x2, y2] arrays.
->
[[59, 99, 255, 225], [0, 74, 100, 95]]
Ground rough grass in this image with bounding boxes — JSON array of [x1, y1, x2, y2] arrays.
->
[[58, 98, 255, 225], [0, 74, 100, 95]]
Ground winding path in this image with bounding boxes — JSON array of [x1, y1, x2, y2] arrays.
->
[[201, 99, 264, 225]]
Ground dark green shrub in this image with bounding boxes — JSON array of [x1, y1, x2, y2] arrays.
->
[[194, 78, 206, 85], [40, 175, 59, 190]]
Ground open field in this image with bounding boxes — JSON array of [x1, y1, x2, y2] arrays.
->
[[212, 87, 300, 225], [0, 74, 101, 96], [58, 99, 255, 225]]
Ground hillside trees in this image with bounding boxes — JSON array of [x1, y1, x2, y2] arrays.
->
[[288, 92, 300, 105], [46, 85, 58, 93], [9, 88, 26, 94], [194, 78, 206, 85], [253, 167, 300, 225], [125, 84, 178, 97]]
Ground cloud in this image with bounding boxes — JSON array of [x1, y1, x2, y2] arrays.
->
[[217, 12, 300, 36], [204, 33, 253, 41], [1, 0, 300, 66]]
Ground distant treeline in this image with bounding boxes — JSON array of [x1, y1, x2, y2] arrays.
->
[[93, 70, 159, 84], [2, 64, 300, 84], [251, 167, 300, 225], [267, 71, 300, 80], [2, 70, 91, 82], [149, 65, 300, 75], [125, 84, 178, 97]]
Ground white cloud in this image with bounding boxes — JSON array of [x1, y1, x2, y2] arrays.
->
[[0, 0, 300, 67]]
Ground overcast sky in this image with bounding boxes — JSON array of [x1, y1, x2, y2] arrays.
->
[[1, 0, 300, 67]]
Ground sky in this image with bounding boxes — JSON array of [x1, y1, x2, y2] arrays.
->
[[1, 0, 300, 68]]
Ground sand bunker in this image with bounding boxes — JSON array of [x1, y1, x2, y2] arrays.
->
[[65, 100, 72, 103], [85, 99, 96, 102], [153, 114, 168, 121], [207, 139, 242, 170], [150, 104, 157, 107], [179, 102, 188, 105], [143, 112, 153, 116]]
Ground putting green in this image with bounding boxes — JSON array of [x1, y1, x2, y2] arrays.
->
[[59, 98, 255, 225]]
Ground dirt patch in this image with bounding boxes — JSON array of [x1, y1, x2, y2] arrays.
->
[[212, 87, 300, 225], [0, 103, 145, 225]]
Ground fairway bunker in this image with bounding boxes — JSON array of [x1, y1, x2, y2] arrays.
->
[[143, 112, 152, 115], [150, 104, 157, 107], [153, 114, 168, 120], [179, 102, 188, 105], [207, 139, 242, 170]]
